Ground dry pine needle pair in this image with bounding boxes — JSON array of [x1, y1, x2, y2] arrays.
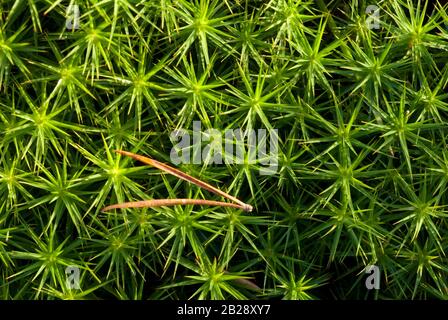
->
[[101, 150, 253, 213]]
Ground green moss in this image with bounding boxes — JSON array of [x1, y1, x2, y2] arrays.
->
[[0, 0, 448, 300]]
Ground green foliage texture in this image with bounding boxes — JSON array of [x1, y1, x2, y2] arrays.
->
[[1, 0, 448, 299]]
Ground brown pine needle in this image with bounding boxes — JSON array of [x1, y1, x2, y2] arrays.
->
[[101, 150, 253, 212], [102, 199, 248, 212], [233, 277, 261, 291], [228, 275, 261, 291]]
